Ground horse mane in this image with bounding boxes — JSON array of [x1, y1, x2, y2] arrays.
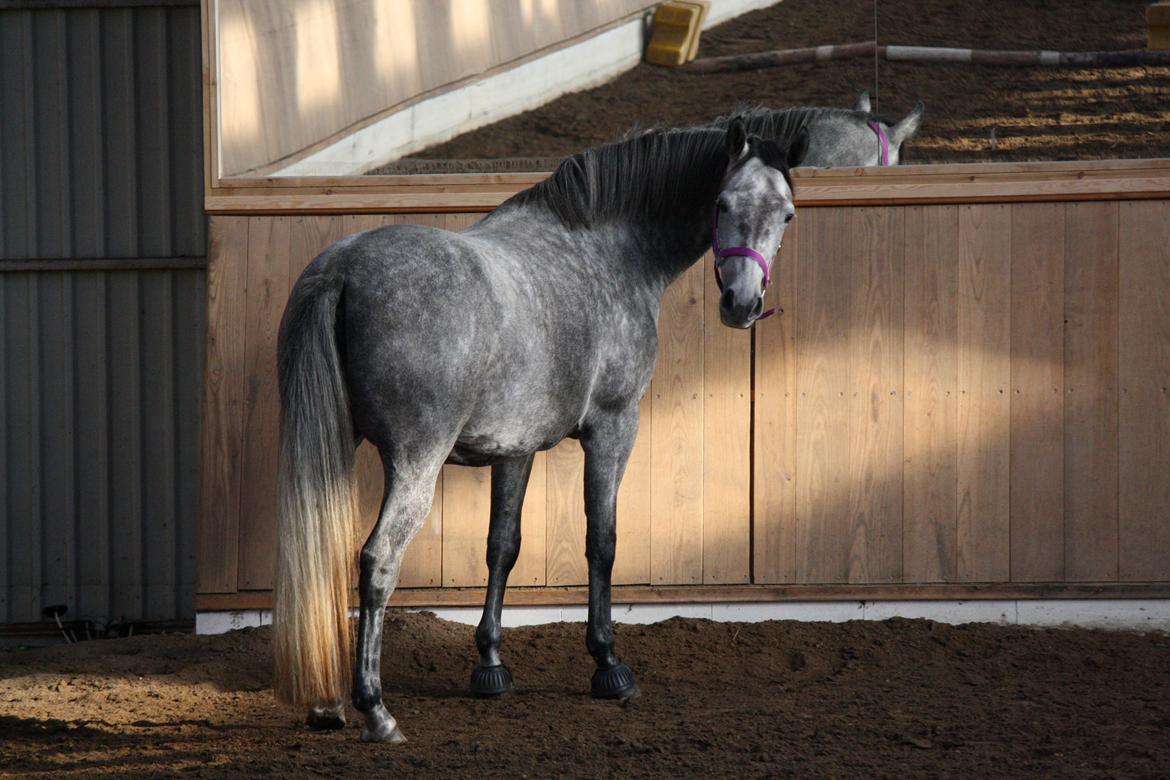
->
[[717, 104, 900, 138], [497, 126, 731, 229]]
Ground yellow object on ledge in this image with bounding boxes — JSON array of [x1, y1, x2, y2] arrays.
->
[[645, 1, 710, 67], [1149, 2, 1170, 51]]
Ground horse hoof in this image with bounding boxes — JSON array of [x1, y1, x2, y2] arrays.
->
[[591, 661, 640, 700], [306, 705, 346, 731], [470, 663, 514, 697]]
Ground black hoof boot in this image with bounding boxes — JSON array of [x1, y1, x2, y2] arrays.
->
[[591, 661, 640, 700], [470, 664, 514, 697]]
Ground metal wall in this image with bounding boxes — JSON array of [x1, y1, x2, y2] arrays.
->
[[0, 2, 205, 625]]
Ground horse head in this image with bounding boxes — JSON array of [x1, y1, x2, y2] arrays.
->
[[713, 118, 806, 329]]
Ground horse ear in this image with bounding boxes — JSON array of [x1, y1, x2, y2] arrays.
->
[[891, 101, 924, 147], [852, 91, 871, 113], [786, 128, 809, 169], [726, 118, 747, 160]]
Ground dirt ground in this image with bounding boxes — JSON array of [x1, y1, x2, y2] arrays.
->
[[2, 611, 1169, 778], [375, 0, 1170, 170]]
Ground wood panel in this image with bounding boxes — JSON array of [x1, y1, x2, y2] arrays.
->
[[1118, 201, 1170, 581], [650, 264, 706, 584], [545, 439, 587, 586], [613, 394, 652, 585], [753, 219, 800, 583], [237, 217, 291, 589], [846, 207, 904, 583], [1009, 203, 1065, 582], [702, 251, 751, 584], [198, 216, 249, 593], [1063, 202, 1119, 581], [795, 207, 853, 583], [902, 205, 959, 582], [955, 204, 1011, 582]]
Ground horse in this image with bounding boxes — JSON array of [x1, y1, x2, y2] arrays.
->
[[272, 118, 807, 742], [711, 92, 923, 167]]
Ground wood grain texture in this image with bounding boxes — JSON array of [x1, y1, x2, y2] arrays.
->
[[846, 207, 904, 583], [752, 218, 799, 583], [702, 250, 751, 584], [545, 439, 587, 586], [198, 216, 249, 593], [1118, 200, 1170, 581], [1009, 203, 1065, 582], [956, 204, 1011, 582], [1063, 202, 1119, 582], [903, 205, 959, 582], [650, 263, 705, 584], [441, 464, 491, 587], [795, 208, 853, 583], [237, 216, 291, 589]]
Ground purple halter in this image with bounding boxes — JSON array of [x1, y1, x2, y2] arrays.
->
[[711, 207, 777, 321], [867, 118, 890, 166]]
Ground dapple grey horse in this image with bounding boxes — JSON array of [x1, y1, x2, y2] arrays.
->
[[712, 92, 923, 167], [272, 119, 807, 742]]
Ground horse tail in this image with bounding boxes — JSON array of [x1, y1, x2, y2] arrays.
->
[[272, 269, 358, 709]]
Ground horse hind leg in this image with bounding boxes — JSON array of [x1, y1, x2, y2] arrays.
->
[[351, 450, 444, 743], [470, 454, 535, 697]]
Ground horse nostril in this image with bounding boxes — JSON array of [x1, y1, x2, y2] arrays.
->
[[720, 289, 735, 310], [751, 297, 764, 317]]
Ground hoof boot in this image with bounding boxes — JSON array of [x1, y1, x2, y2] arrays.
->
[[591, 661, 640, 700], [306, 706, 346, 731], [470, 664, 514, 697]]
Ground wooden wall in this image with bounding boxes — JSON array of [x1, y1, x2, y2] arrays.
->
[[198, 191, 1170, 609]]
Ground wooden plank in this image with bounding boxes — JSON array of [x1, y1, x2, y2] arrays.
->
[[441, 464, 491, 587], [1063, 201, 1119, 581], [173, 270, 205, 617], [237, 217, 291, 589], [956, 204, 1012, 582], [1118, 201, 1170, 581], [141, 271, 178, 618], [197, 216, 249, 594], [846, 206, 904, 583], [702, 250, 751, 584], [1009, 203, 1065, 582], [614, 394, 651, 585], [196, 581, 1170, 612], [108, 272, 144, 618], [903, 205, 959, 582], [795, 207, 852, 583], [650, 263, 705, 584], [752, 217, 799, 583], [545, 439, 587, 586]]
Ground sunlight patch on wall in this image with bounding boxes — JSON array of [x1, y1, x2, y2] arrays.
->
[[375, 0, 419, 87], [218, 8, 261, 156], [294, 0, 342, 114]]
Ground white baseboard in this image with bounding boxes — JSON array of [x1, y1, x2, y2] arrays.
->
[[271, 0, 784, 176], [195, 598, 1170, 635]]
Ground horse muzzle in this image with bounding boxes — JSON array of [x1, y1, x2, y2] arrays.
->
[[719, 288, 765, 329]]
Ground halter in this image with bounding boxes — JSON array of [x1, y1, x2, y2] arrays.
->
[[867, 118, 890, 166], [711, 207, 777, 321]]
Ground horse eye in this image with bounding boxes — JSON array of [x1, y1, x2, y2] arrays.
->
[[784, 213, 795, 224]]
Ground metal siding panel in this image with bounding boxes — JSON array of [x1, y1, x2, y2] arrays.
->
[[38, 273, 77, 611], [173, 269, 203, 616], [134, 7, 171, 257], [100, 8, 138, 257], [0, 278, 8, 622], [74, 271, 112, 620], [141, 271, 177, 619], [68, 9, 105, 258], [32, 10, 70, 258], [1, 11, 36, 258], [5, 274, 43, 621], [107, 272, 143, 619], [167, 6, 205, 257]]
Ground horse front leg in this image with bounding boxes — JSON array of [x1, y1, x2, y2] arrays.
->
[[470, 454, 535, 696], [581, 408, 640, 699], [352, 453, 442, 743]]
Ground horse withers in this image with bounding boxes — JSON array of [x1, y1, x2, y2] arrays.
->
[[272, 119, 806, 742]]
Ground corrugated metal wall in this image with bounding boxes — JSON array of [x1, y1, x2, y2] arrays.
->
[[0, 2, 205, 625]]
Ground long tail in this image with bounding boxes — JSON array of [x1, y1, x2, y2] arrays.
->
[[272, 271, 357, 708]]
